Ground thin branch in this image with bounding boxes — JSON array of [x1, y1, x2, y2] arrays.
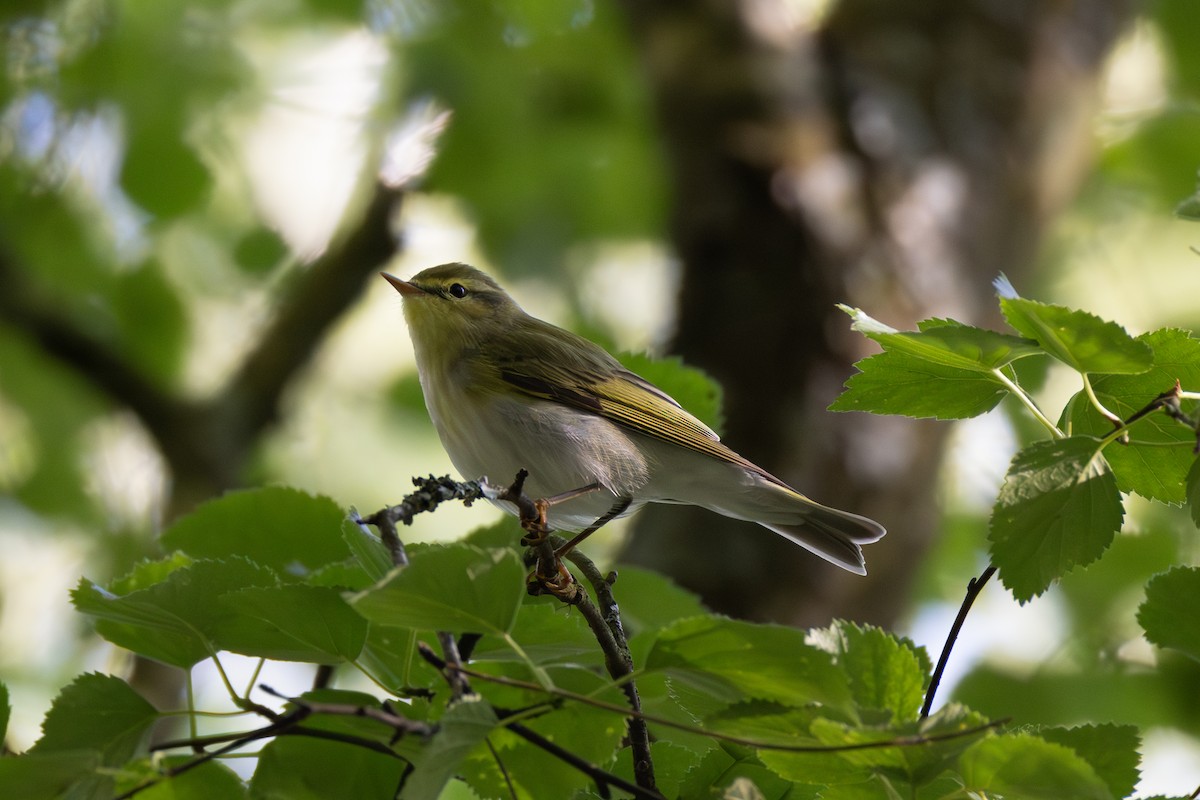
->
[[921, 565, 996, 718], [437, 654, 1006, 754]]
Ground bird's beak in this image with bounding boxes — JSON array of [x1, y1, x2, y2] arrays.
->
[[381, 272, 423, 297]]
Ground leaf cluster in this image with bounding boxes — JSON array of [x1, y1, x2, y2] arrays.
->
[[834, 279, 1200, 602], [0, 484, 1147, 799]]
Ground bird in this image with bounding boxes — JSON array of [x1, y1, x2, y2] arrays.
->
[[384, 263, 885, 574]]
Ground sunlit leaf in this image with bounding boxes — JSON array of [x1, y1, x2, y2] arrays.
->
[[958, 734, 1112, 800], [989, 437, 1124, 601], [998, 294, 1151, 375], [1138, 567, 1200, 664], [1038, 724, 1140, 800]]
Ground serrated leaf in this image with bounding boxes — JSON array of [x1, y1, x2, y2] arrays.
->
[[645, 616, 853, 714], [1066, 329, 1200, 504], [1138, 567, 1200, 663], [831, 350, 1007, 420], [809, 622, 928, 721], [31, 673, 158, 764], [73, 557, 280, 667], [217, 584, 368, 662], [989, 438, 1124, 601], [161, 488, 349, 582], [999, 295, 1152, 375], [401, 698, 498, 800], [1038, 724, 1140, 799], [351, 544, 525, 636], [958, 734, 1113, 800], [842, 306, 1041, 371]]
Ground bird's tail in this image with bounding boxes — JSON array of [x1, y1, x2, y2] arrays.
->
[[708, 479, 886, 575]]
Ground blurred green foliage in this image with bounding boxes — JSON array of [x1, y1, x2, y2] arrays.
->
[[1, 0, 1200, 797]]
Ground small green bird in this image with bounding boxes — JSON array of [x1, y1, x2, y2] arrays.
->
[[385, 263, 885, 574]]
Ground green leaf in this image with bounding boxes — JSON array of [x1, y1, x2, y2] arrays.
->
[[351, 544, 526, 636], [357, 624, 419, 695], [342, 517, 395, 583], [958, 734, 1113, 800], [830, 350, 1008, 420], [73, 557, 280, 667], [1065, 329, 1200, 504], [989, 437, 1124, 601], [31, 673, 158, 763], [110, 262, 187, 382], [161, 487, 349, 582], [809, 622, 928, 721], [216, 584, 368, 662], [1138, 567, 1200, 663], [1038, 724, 1140, 800], [401, 698, 498, 800], [0, 751, 101, 800], [114, 757, 248, 800], [120, 128, 212, 218], [250, 733, 407, 800], [619, 352, 724, 434], [645, 616, 853, 714], [411, 1, 666, 272], [470, 598, 600, 666], [461, 670, 626, 799], [842, 307, 1041, 371], [997, 293, 1152, 375], [677, 743, 800, 800], [233, 226, 288, 274]]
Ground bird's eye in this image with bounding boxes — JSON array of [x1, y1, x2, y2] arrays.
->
[[448, 283, 468, 299]]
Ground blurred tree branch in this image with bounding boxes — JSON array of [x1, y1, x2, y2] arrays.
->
[[0, 184, 403, 516], [617, 0, 1136, 625]]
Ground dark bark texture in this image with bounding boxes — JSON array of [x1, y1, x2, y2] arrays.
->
[[617, 0, 1137, 626]]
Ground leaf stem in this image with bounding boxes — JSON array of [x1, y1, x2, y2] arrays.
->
[[1081, 373, 1123, 429], [990, 368, 1062, 438]]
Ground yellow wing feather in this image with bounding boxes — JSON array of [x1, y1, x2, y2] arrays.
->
[[490, 319, 781, 484]]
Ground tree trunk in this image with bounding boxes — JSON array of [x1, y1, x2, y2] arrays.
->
[[617, 0, 1136, 626]]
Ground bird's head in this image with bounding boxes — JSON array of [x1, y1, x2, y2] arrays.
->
[[383, 263, 522, 351]]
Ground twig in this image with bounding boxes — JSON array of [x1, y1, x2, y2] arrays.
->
[[417, 643, 664, 800], [360, 474, 486, 566], [559, 543, 654, 792], [921, 565, 996, 718], [122, 687, 430, 800], [430, 654, 1007, 754]]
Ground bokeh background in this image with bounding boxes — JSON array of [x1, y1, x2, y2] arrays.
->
[[2, 0, 1199, 795]]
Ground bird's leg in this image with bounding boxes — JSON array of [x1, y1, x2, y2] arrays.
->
[[543, 482, 604, 506], [555, 497, 633, 559], [520, 482, 602, 546]]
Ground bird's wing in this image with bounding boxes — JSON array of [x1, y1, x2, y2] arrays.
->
[[497, 353, 773, 479]]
